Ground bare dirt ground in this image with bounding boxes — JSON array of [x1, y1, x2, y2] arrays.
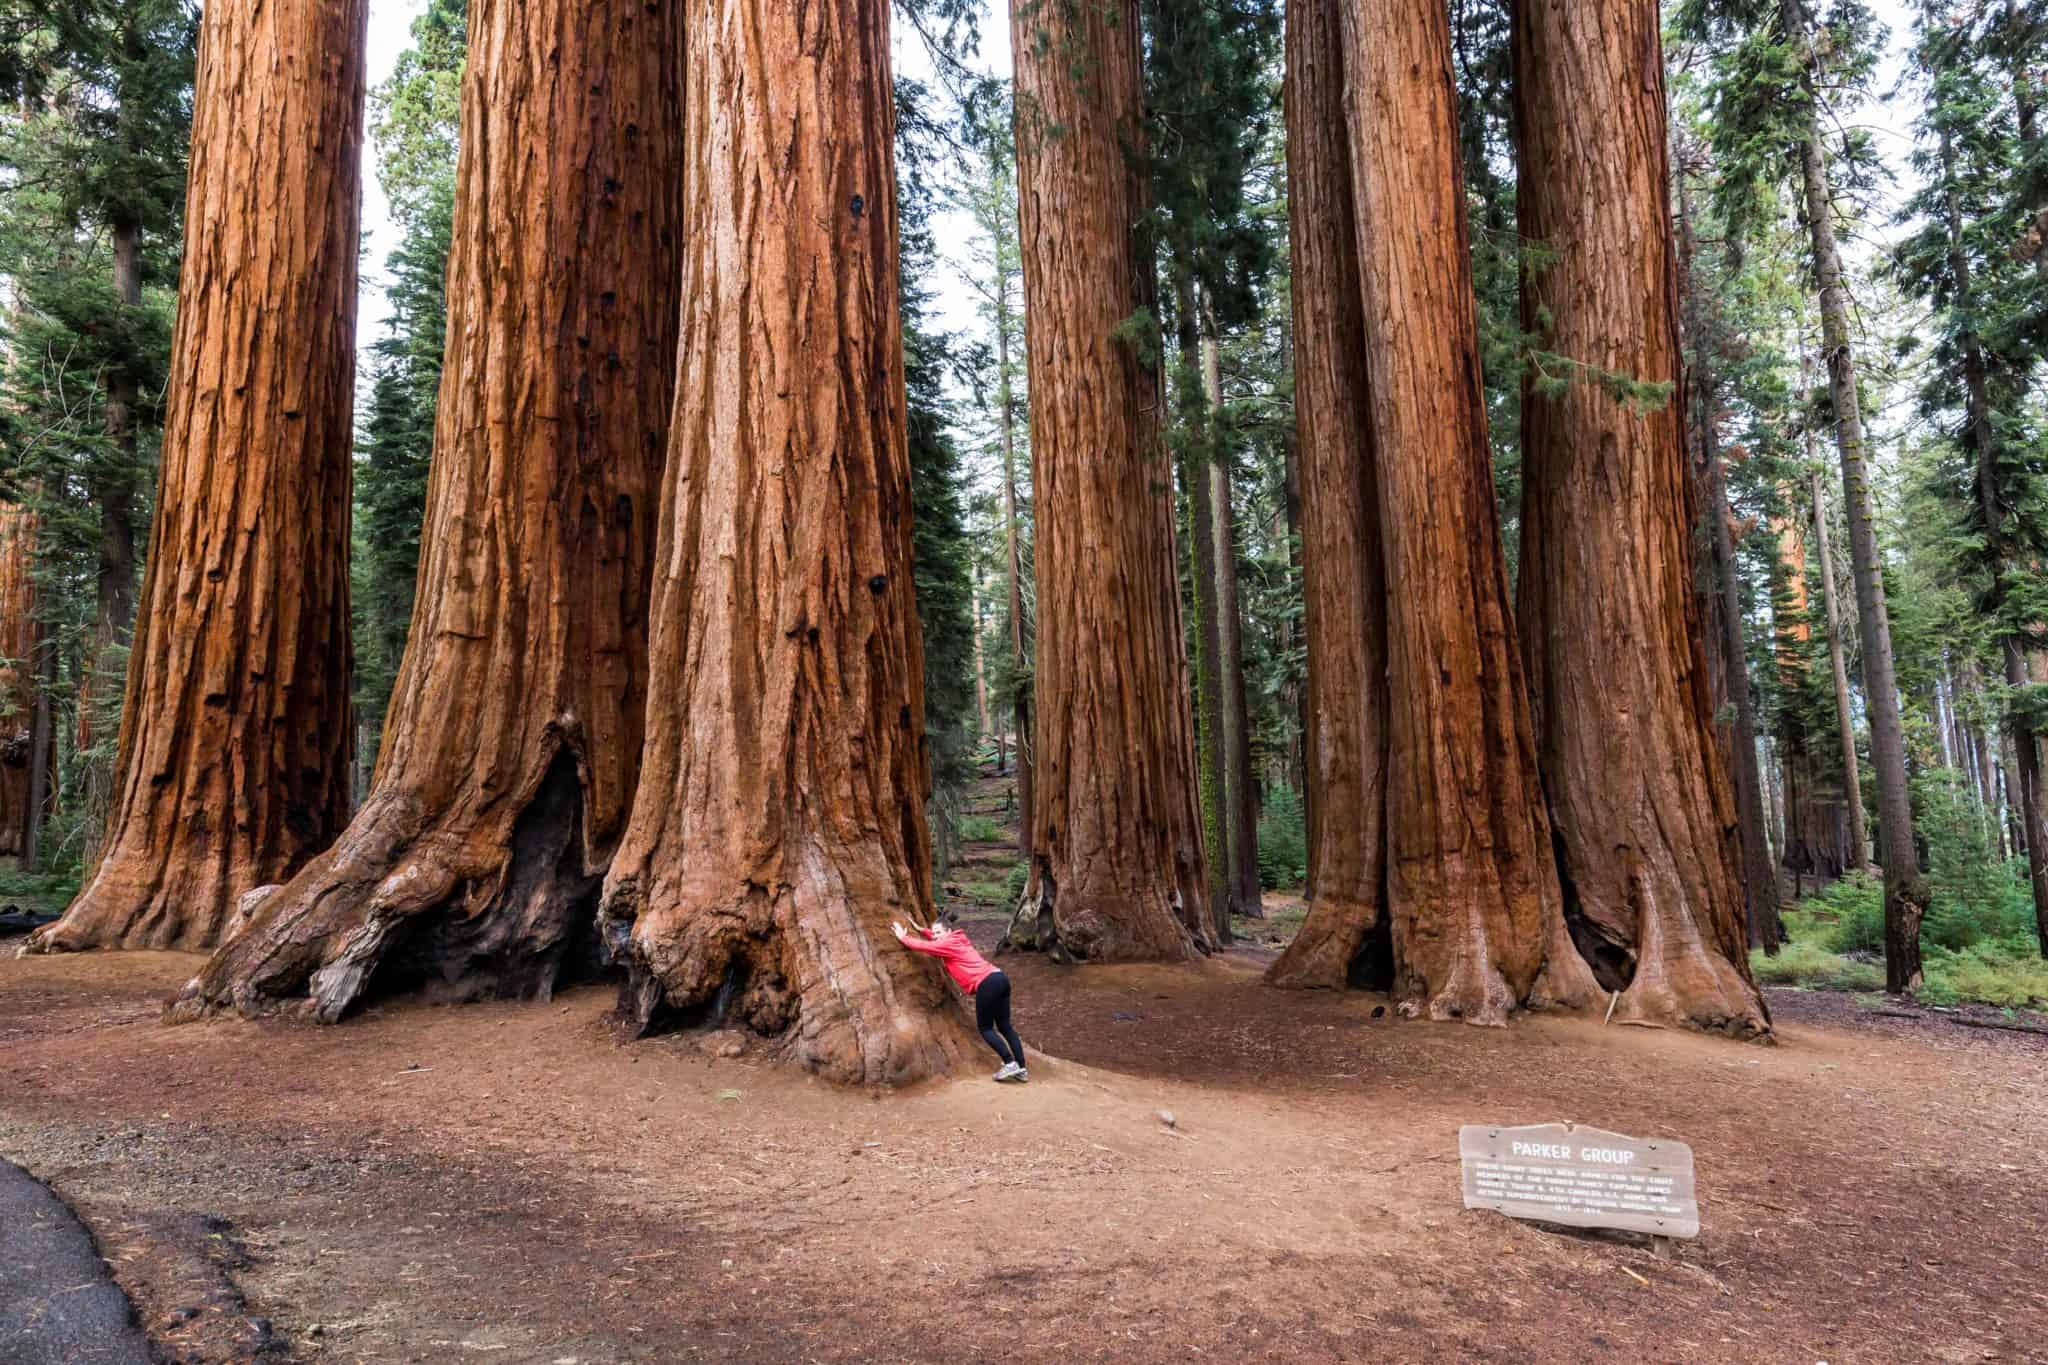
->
[[4, 774, 2045, 1364], [2, 931, 2044, 1365]]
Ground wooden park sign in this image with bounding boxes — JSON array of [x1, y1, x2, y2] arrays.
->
[[1458, 1122, 1699, 1239]]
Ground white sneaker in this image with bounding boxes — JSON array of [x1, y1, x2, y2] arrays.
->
[[993, 1062, 1023, 1082], [1012, 1067, 1028, 1084]]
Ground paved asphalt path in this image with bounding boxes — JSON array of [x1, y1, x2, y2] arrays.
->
[[0, 1157, 152, 1364]]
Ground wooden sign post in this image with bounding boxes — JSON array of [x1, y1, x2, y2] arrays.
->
[[1458, 1122, 1699, 1239]]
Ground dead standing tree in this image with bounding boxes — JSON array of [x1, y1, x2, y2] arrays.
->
[[171, 0, 685, 1018], [1510, 0, 1769, 1036], [595, 0, 977, 1084], [1267, 0, 1598, 1023], [1003, 0, 1215, 963], [27, 0, 365, 953]]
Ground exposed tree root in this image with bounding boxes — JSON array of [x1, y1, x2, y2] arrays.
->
[[1265, 895, 1390, 991], [1002, 857, 1206, 964], [167, 746, 603, 1023], [602, 868, 975, 1087]]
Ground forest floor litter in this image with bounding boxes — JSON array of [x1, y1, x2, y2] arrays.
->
[[1, 925, 2043, 1363]]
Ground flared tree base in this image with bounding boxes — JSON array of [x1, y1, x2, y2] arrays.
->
[[167, 752, 601, 1024], [602, 875, 977, 1087], [1001, 860, 1208, 963]]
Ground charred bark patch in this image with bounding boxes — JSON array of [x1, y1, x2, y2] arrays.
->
[[361, 750, 605, 1010]]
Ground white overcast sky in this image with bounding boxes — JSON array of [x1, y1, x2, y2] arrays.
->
[[352, 0, 1917, 384]]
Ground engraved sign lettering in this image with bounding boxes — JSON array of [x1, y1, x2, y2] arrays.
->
[[1458, 1122, 1699, 1239]]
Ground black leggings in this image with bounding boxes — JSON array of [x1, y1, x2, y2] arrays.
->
[[974, 970, 1026, 1068]]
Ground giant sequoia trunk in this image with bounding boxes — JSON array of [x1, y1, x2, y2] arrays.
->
[[597, 0, 975, 1084], [1773, 499, 1850, 883], [1267, 0, 1597, 1024], [1005, 0, 1213, 961], [1509, 0, 1766, 1035], [1265, 0, 1388, 990], [170, 0, 684, 1017], [27, 0, 365, 953], [0, 505, 51, 857], [1781, 0, 1925, 991]]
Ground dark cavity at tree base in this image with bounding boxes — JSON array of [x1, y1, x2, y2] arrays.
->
[[1000, 858, 1210, 963], [166, 749, 609, 1024]]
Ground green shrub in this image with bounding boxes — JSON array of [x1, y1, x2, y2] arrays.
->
[[0, 864, 80, 913], [1919, 939, 2048, 1009], [1802, 873, 1885, 954], [1750, 939, 1885, 993], [1003, 859, 1029, 907], [1256, 786, 1308, 890], [1914, 769, 2034, 949], [957, 814, 1003, 844]]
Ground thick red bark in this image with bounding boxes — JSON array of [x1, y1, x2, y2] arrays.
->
[[0, 506, 52, 858], [597, 0, 975, 1083], [170, 0, 684, 1018], [1269, 0, 1596, 1024], [1510, 0, 1767, 1036], [28, 0, 363, 952], [1005, 0, 1213, 961], [1265, 0, 1387, 990]]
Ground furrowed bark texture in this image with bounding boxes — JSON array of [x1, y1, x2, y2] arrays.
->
[[0, 506, 51, 857], [1510, 0, 1766, 1035], [1781, 0, 1924, 990], [170, 0, 684, 1017], [28, 0, 364, 953], [1347, 0, 1595, 1021], [1269, 0, 1597, 1023], [1266, 0, 1388, 991], [1006, 0, 1212, 961], [597, 0, 975, 1085]]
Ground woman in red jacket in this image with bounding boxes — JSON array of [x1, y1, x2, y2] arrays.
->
[[892, 917, 1029, 1082]]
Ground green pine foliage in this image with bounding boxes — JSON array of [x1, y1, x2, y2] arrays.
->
[[1889, 3, 2048, 782], [0, 0, 194, 869], [349, 0, 464, 780], [896, 76, 979, 878], [1254, 784, 1306, 891]]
